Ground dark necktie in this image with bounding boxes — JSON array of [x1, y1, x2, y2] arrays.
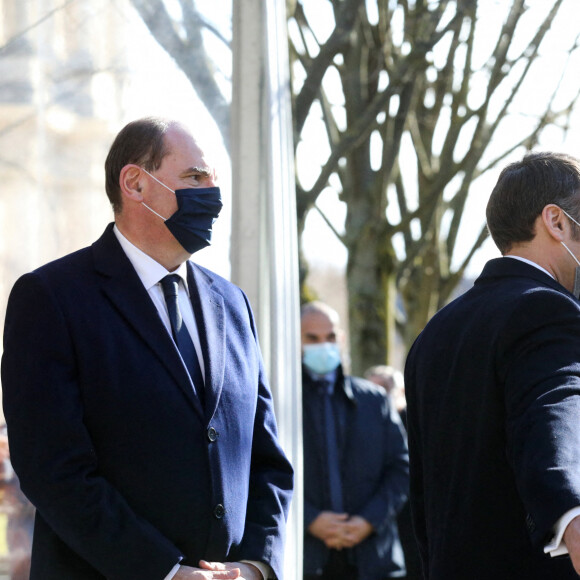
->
[[316, 379, 343, 512], [160, 274, 205, 406]]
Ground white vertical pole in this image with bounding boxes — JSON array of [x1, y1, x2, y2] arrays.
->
[[231, 1, 302, 579]]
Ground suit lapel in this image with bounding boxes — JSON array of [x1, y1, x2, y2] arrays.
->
[[91, 224, 204, 418], [187, 262, 226, 420]]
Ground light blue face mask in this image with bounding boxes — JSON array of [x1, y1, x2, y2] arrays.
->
[[140, 168, 222, 255], [302, 342, 341, 375]]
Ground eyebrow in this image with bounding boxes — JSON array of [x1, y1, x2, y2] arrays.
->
[[181, 166, 213, 178], [304, 332, 336, 341]]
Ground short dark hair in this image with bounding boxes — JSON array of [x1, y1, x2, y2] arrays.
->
[[104, 117, 173, 213], [486, 152, 580, 254]]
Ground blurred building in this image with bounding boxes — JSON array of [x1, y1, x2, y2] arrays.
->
[[0, 0, 130, 332], [0, 1, 134, 574]]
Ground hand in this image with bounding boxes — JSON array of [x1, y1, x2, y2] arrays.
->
[[308, 512, 374, 550], [307, 511, 350, 549], [341, 515, 374, 548], [199, 561, 262, 580], [563, 515, 580, 575], [174, 563, 240, 579]]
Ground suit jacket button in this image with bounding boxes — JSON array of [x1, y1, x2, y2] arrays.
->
[[207, 427, 218, 442], [214, 504, 225, 519]]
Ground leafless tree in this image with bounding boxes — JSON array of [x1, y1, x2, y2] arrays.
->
[[289, 0, 580, 372], [130, 0, 580, 373]]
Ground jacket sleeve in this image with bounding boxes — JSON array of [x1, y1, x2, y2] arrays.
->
[[237, 291, 294, 580], [500, 288, 580, 546], [356, 391, 409, 534], [1, 272, 182, 580]]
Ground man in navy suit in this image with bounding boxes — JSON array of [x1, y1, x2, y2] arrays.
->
[[1, 117, 293, 580], [405, 152, 580, 579], [301, 301, 409, 580]]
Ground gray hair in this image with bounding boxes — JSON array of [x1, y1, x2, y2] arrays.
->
[[364, 365, 404, 393]]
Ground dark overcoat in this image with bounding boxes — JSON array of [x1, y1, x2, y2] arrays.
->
[[405, 258, 580, 579], [302, 369, 409, 580], [2, 224, 293, 580]]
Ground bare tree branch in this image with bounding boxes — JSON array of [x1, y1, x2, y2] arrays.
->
[[313, 203, 345, 245], [130, 0, 231, 151], [0, 0, 78, 55], [293, 0, 360, 134]]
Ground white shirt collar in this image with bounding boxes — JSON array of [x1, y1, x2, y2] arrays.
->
[[504, 255, 554, 280], [113, 224, 190, 295]]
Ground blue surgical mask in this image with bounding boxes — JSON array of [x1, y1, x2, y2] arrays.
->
[[141, 169, 223, 255], [302, 342, 341, 375]]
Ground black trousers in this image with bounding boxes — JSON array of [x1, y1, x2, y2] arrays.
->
[[304, 550, 358, 580]]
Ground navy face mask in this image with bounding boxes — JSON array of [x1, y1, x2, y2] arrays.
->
[[140, 169, 223, 254]]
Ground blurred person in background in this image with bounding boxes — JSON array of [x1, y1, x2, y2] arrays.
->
[[301, 301, 409, 580], [364, 365, 407, 423]]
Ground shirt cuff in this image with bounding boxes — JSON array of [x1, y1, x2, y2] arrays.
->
[[163, 562, 182, 579], [241, 560, 273, 580], [544, 506, 580, 557]]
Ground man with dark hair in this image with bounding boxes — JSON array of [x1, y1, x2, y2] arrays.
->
[[301, 301, 409, 580], [486, 151, 580, 254], [2, 117, 293, 580], [405, 151, 580, 579]]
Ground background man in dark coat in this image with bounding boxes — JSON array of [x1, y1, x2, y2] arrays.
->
[[301, 301, 409, 580], [1, 117, 293, 580], [405, 152, 580, 579]]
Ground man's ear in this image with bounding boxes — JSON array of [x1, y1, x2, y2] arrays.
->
[[541, 204, 567, 242], [119, 164, 144, 202]]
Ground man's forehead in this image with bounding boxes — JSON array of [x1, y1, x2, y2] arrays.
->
[[163, 123, 218, 172], [302, 316, 339, 333]]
